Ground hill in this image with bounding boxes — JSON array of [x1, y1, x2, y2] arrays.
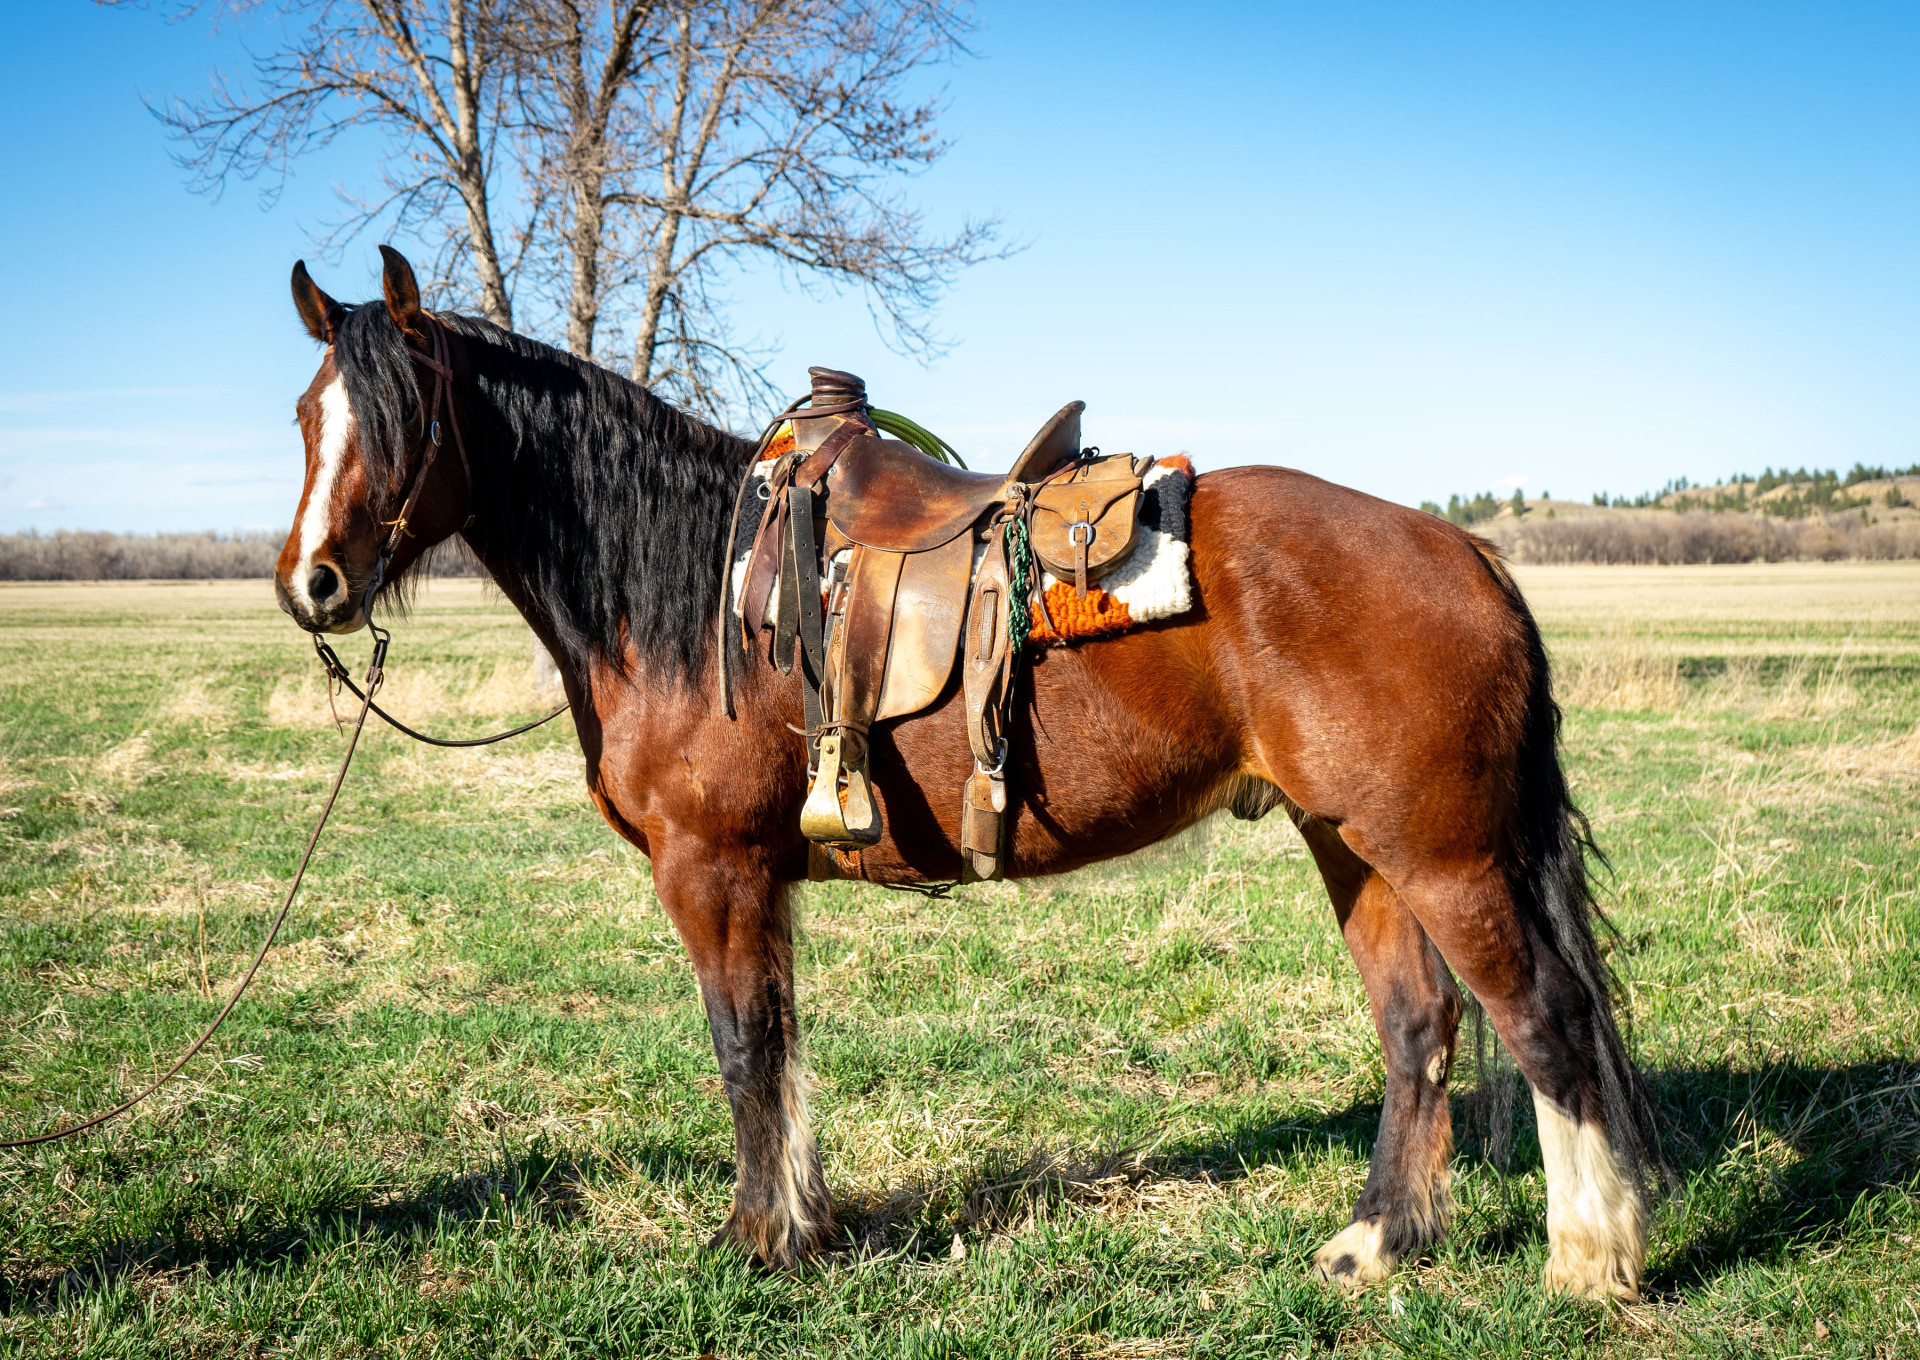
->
[[1422, 468, 1920, 564]]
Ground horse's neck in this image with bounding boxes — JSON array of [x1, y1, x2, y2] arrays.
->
[[451, 348, 743, 695]]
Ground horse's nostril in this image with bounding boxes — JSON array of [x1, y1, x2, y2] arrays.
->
[[308, 563, 341, 603]]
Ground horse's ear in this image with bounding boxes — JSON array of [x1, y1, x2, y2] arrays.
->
[[291, 260, 345, 345], [378, 245, 427, 340]]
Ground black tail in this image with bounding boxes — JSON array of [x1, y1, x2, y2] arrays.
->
[[1483, 552, 1668, 1195]]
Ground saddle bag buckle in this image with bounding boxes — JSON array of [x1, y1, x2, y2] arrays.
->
[[1067, 520, 1094, 597]]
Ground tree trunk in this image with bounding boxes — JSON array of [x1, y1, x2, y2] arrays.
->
[[564, 146, 605, 354], [445, 0, 513, 329], [630, 208, 682, 384], [459, 174, 514, 329]]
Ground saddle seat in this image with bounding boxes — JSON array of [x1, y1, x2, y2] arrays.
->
[[827, 400, 1087, 552]]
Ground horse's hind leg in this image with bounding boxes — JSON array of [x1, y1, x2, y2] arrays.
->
[[1395, 865, 1649, 1300], [1298, 819, 1463, 1285], [652, 849, 835, 1269]]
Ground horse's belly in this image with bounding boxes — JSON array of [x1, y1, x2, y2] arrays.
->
[[858, 622, 1243, 883]]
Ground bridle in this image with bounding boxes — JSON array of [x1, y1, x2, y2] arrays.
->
[[2, 313, 565, 1149], [318, 312, 570, 748], [364, 312, 471, 602]]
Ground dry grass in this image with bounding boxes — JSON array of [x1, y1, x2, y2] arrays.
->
[[1514, 561, 1920, 647], [1807, 724, 1920, 786], [1554, 640, 1687, 711], [1, 568, 1917, 1357]]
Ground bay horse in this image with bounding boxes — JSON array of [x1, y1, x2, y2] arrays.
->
[[275, 247, 1662, 1299]]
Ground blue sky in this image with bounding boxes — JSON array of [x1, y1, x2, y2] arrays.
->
[[2, 1, 1915, 532]]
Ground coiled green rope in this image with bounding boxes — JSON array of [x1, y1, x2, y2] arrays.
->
[[869, 408, 967, 468]]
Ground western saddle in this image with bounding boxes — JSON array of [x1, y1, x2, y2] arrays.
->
[[727, 368, 1153, 881]]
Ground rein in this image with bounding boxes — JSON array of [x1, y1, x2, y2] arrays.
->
[[1, 639, 388, 1149], [2, 316, 568, 1148], [313, 635, 570, 747]]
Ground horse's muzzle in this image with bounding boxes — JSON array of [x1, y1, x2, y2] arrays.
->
[[274, 573, 368, 635]]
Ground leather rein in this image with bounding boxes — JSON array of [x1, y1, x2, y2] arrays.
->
[[2, 315, 566, 1149]]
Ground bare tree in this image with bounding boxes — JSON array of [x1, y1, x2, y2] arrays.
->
[[616, 0, 1003, 407], [507, 0, 1002, 414], [501, 0, 668, 355], [129, 0, 1004, 417], [138, 0, 527, 327]]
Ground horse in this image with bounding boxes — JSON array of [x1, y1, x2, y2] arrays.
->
[[274, 246, 1663, 1299]]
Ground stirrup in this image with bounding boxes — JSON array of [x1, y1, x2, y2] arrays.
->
[[799, 733, 882, 845]]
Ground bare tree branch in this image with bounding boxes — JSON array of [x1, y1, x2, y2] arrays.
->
[[512, 0, 1009, 418], [119, 0, 1010, 421], [123, 0, 522, 326]]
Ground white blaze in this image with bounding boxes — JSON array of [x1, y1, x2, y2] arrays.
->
[[296, 378, 353, 608]]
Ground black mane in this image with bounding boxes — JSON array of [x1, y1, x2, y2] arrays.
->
[[329, 302, 758, 682]]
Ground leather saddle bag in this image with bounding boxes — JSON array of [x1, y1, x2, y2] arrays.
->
[[1028, 454, 1152, 594]]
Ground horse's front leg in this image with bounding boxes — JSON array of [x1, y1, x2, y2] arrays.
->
[[652, 843, 834, 1268]]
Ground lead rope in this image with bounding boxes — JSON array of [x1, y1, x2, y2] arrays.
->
[[2, 316, 566, 1148], [0, 636, 389, 1148]]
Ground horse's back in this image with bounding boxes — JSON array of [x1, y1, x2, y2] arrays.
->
[[1185, 464, 1525, 646]]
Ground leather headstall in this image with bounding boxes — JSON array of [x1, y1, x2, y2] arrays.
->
[[367, 313, 473, 600]]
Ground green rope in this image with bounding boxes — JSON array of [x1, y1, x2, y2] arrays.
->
[[869, 407, 967, 468], [1005, 519, 1032, 655]]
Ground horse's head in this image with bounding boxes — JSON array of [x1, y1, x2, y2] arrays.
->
[[276, 247, 470, 633]]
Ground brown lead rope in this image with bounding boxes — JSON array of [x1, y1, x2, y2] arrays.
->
[[3, 318, 570, 1148], [0, 637, 389, 1149], [313, 636, 568, 748]]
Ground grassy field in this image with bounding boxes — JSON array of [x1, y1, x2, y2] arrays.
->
[[0, 566, 1916, 1358]]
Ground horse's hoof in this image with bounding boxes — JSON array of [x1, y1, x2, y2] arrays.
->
[[1541, 1249, 1641, 1303], [1311, 1219, 1396, 1287], [704, 1210, 841, 1273]]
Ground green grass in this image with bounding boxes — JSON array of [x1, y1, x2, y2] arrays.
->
[[1, 570, 1917, 1358]]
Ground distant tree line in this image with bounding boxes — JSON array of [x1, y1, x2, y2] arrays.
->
[[1422, 462, 1919, 526], [1484, 510, 1920, 565], [1586, 463, 1920, 518], [0, 531, 485, 582], [1417, 488, 1529, 526], [6, 506, 1916, 580]]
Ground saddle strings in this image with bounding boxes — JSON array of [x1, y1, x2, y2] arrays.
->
[[716, 391, 873, 720]]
